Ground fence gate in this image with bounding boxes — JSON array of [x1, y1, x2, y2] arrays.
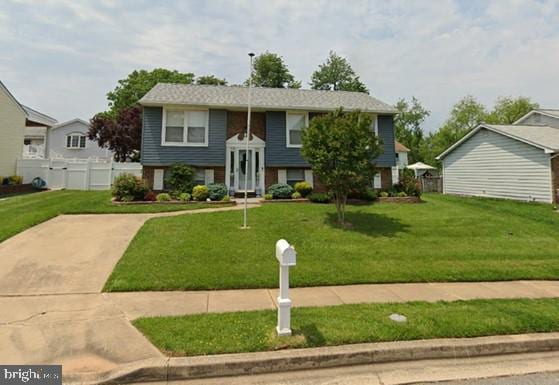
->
[[421, 177, 443, 193], [47, 159, 67, 189]]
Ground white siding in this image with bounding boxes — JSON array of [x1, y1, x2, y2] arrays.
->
[[47, 120, 113, 159], [442, 128, 552, 203], [0, 86, 26, 176]]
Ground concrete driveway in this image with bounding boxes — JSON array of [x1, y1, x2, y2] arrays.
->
[[0, 214, 148, 295]]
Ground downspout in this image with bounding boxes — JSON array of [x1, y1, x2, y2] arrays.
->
[[550, 153, 559, 205]]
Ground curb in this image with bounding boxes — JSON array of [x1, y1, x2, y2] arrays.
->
[[67, 333, 559, 384]]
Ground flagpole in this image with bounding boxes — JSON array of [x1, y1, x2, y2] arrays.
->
[[243, 52, 255, 229]]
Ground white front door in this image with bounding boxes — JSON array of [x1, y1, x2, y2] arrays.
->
[[226, 134, 265, 193]]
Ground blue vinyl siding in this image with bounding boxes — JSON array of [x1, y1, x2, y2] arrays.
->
[[376, 115, 396, 167], [141, 107, 226, 166], [266, 111, 309, 167]]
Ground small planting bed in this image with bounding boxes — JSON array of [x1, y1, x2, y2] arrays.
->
[[0, 183, 36, 197], [111, 198, 235, 206]]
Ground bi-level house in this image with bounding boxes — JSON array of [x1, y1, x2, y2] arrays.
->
[[139, 84, 397, 194]]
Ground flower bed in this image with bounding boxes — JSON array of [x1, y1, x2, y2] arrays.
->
[[378, 196, 422, 203], [0, 183, 36, 197], [111, 198, 236, 206]]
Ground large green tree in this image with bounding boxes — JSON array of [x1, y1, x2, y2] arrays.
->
[[106, 68, 195, 116], [394, 97, 430, 163], [246, 52, 301, 88], [302, 109, 382, 226], [196, 75, 227, 86], [485, 96, 539, 124], [310, 51, 368, 93]]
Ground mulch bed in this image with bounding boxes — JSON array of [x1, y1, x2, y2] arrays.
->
[[111, 198, 236, 206], [0, 184, 36, 197], [378, 196, 423, 203]]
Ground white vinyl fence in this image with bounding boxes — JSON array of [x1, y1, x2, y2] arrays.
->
[[17, 158, 142, 190]]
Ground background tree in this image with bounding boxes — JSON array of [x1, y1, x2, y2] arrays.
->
[[485, 96, 539, 124], [106, 68, 194, 116], [302, 109, 382, 226], [394, 97, 430, 163], [422, 96, 487, 167], [196, 75, 227, 85], [88, 105, 142, 162], [246, 52, 301, 88], [310, 51, 368, 93]]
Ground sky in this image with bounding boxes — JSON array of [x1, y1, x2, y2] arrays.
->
[[1, 0, 558, 132]]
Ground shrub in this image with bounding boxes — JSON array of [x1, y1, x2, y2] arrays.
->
[[292, 191, 302, 199], [294, 181, 313, 197], [396, 170, 421, 197], [207, 183, 228, 201], [308, 192, 330, 203], [221, 195, 231, 202], [178, 192, 191, 202], [192, 185, 209, 201], [9, 175, 22, 185], [397, 191, 408, 197], [268, 183, 294, 199], [165, 164, 194, 194], [144, 191, 157, 201], [156, 193, 171, 202], [364, 188, 378, 201], [379, 191, 389, 198], [112, 173, 148, 201], [264, 193, 273, 200], [121, 195, 135, 202]]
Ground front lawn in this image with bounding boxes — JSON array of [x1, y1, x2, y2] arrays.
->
[[0, 190, 227, 243], [105, 194, 559, 291], [135, 298, 559, 356]]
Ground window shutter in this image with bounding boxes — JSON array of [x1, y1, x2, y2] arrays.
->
[[205, 169, 214, 184], [153, 169, 164, 190], [374, 173, 382, 189], [304, 169, 314, 187], [278, 169, 287, 184]]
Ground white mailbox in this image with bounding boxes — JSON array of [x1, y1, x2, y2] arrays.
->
[[275, 239, 296, 336], [276, 239, 296, 266]]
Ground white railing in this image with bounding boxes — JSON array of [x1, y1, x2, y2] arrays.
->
[[16, 158, 142, 190], [22, 144, 45, 159]]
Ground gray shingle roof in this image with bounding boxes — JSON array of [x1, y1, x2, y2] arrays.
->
[[536, 109, 559, 118], [484, 124, 559, 152], [139, 83, 396, 114]]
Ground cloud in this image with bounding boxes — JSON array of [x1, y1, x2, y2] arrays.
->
[[0, 0, 557, 130]]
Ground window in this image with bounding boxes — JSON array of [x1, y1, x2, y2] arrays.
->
[[194, 168, 205, 185], [286, 112, 307, 147], [66, 133, 86, 149], [286, 169, 305, 187], [162, 109, 208, 146]]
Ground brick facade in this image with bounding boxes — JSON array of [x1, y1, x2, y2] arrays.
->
[[143, 165, 225, 190], [380, 167, 393, 190], [227, 111, 266, 141]]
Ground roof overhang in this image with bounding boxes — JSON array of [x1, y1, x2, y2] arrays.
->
[[513, 110, 559, 125], [436, 123, 556, 160], [50, 118, 90, 130], [140, 101, 396, 115]]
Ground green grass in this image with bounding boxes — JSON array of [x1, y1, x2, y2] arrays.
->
[[104, 194, 559, 291], [0, 190, 228, 243], [134, 298, 559, 356]]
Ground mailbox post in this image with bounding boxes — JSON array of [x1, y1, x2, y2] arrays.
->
[[275, 239, 296, 336]]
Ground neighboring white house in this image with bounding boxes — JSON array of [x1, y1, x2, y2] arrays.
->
[[395, 141, 410, 169], [0, 80, 57, 175], [437, 109, 559, 204], [47, 118, 113, 160]]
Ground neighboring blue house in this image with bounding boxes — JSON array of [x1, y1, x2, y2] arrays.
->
[[139, 83, 397, 193]]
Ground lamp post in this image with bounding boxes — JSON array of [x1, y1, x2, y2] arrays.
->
[[242, 52, 255, 229]]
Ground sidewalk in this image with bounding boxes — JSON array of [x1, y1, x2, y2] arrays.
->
[[104, 280, 559, 319]]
